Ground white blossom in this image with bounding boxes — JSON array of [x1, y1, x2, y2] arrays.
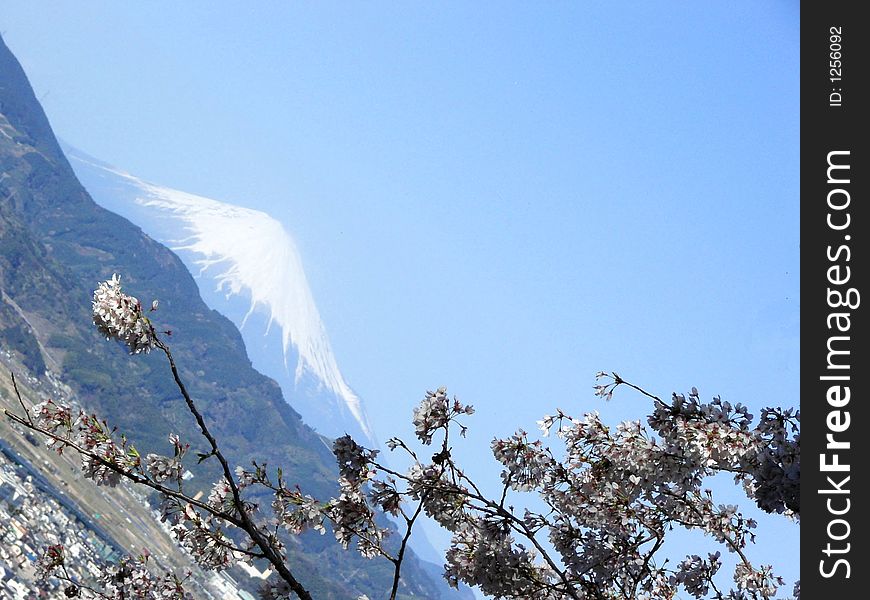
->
[[412, 387, 451, 444], [412, 387, 473, 445], [445, 519, 554, 598], [671, 552, 722, 598], [733, 562, 784, 599], [272, 489, 326, 535], [258, 579, 293, 600], [146, 453, 183, 484], [170, 504, 240, 570], [100, 556, 189, 599], [406, 464, 469, 532], [492, 431, 555, 491], [333, 434, 377, 485], [93, 274, 157, 354], [326, 479, 386, 558], [77, 432, 129, 488]]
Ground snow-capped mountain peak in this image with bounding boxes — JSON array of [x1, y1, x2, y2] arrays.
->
[[66, 147, 374, 444]]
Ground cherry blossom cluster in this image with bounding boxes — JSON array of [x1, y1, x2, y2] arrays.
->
[[671, 552, 722, 597], [145, 451, 184, 484], [272, 487, 327, 535], [36, 545, 190, 599], [92, 274, 158, 354], [30, 398, 192, 493], [444, 519, 555, 598], [644, 382, 800, 518], [321, 380, 800, 599], [333, 434, 379, 484], [325, 478, 386, 558], [168, 503, 242, 570], [31, 398, 142, 487], [405, 463, 469, 532], [733, 562, 785, 598], [491, 430, 556, 492], [98, 556, 190, 600], [412, 387, 475, 444], [319, 436, 388, 558]]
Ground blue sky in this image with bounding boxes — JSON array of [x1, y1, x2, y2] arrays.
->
[[3, 1, 799, 593]]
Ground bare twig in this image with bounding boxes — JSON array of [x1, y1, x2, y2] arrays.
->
[[389, 494, 426, 600], [9, 370, 34, 425]]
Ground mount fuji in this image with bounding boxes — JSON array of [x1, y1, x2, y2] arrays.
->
[[63, 144, 377, 448]]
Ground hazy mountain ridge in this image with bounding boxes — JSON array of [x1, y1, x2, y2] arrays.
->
[[0, 34, 467, 599]]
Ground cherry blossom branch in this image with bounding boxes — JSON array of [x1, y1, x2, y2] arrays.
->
[[434, 475, 582, 599], [4, 408, 241, 526], [8, 361, 310, 594], [388, 494, 426, 600], [9, 370, 34, 426], [153, 339, 312, 600], [88, 274, 314, 597], [57, 563, 111, 599], [609, 372, 663, 403], [658, 487, 753, 567]]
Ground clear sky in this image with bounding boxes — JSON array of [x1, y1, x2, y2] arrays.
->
[[2, 1, 799, 594]]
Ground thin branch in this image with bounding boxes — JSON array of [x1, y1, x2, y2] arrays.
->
[[154, 340, 312, 600], [389, 494, 426, 600], [4, 409, 244, 526], [657, 487, 753, 566], [632, 531, 664, 597], [498, 473, 512, 510], [209, 532, 268, 560], [470, 493, 580, 598], [611, 374, 663, 404], [9, 370, 34, 425], [56, 565, 111, 599]]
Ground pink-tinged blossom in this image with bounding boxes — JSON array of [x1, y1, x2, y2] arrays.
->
[[258, 579, 293, 600], [492, 430, 555, 491], [272, 489, 327, 535], [206, 479, 234, 513], [170, 504, 240, 570], [412, 388, 451, 444], [671, 553, 722, 598], [32, 399, 75, 453], [81, 445, 123, 487], [326, 479, 387, 558], [333, 434, 378, 485], [412, 387, 474, 445], [733, 562, 785, 599], [36, 546, 189, 599], [99, 557, 189, 599], [145, 453, 183, 484], [444, 519, 555, 598], [235, 465, 257, 488], [93, 274, 157, 354], [406, 464, 469, 532]]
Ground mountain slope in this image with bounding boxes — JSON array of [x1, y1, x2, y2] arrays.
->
[[0, 33, 459, 600], [62, 146, 375, 447]]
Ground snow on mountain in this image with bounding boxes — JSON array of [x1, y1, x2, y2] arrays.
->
[[64, 145, 375, 445]]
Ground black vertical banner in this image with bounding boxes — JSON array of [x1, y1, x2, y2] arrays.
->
[[802, 3, 866, 598]]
